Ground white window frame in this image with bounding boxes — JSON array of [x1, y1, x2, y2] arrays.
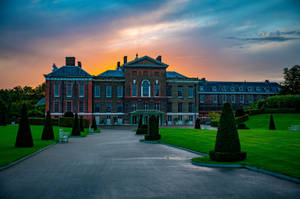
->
[[117, 86, 123, 98], [141, 80, 151, 97], [54, 84, 60, 97], [67, 84, 72, 97], [188, 86, 193, 98], [79, 84, 84, 98], [106, 86, 112, 98], [240, 95, 244, 104], [200, 95, 205, 103], [213, 95, 218, 104], [94, 86, 100, 98]]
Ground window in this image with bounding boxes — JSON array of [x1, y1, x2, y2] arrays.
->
[[54, 84, 59, 97], [212, 86, 217, 92], [67, 102, 72, 112], [67, 84, 72, 97], [200, 95, 205, 103], [178, 103, 183, 112], [79, 85, 84, 97], [154, 71, 159, 76], [167, 116, 172, 121], [142, 80, 150, 97], [247, 87, 252, 92], [132, 103, 137, 111], [155, 84, 160, 96], [240, 95, 244, 104], [167, 86, 172, 97], [232, 95, 236, 104], [143, 71, 148, 76], [167, 103, 172, 112], [106, 103, 112, 112], [248, 95, 253, 103], [106, 86, 112, 98], [79, 102, 84, 112], [54, 102, 59, 112], [154, 103, 160, 110], [144, 103, 149, 110], [132, 116, 137, 124], [256, 87, 261, 92], [132, 83, 137, 97], [189, 115, 193, 121], [230, 87, 235, 92], [199, 86, 204, 91], [132, 71, 137, 76], [94, 86, 100, 98], [94, 103, 100, 112], [222, 95, 227, 103], [117, 86, 123, 98], [239, 87, 243, 92], [188, 103, 194, 112], [178, 115, 183, 121], [213, 95, 218, 104], [117, 103, 123, 112], [188, 87, 193, 98], [178, 86, 183, 97]]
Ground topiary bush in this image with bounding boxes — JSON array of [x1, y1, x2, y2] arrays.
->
[[15, 104, 34, 147], [145, 115, 161, 141], [235, 108, 245, 117], [136, 116, 145, 134], [71, 113, 80, 136], [269, 114, 276, 130], [80, 116, 84, 132], [194, 118, 201, 129], [0, 100, 7, 126], [91, 117, 97, 131], [41, 111, 54, 140], [29, 117, 59, 125], [209, 103, 246, 162], [235, 114, 249, 123]]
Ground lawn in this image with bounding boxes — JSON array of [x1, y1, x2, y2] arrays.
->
[[0, 125, 88, 167], [159, 127, 300, 178]]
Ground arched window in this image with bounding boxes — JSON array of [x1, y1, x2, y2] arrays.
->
[[142, 80, 150, 97]]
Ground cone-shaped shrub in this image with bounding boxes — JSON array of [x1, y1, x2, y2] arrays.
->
[[145, 115, 161, 140], [15, 104, 34, 147], [80, 116, 84, 132], [71, 113, 80, 136], [41, 111, 54, 140], [136, 116, 147, 134], [91, 117, 97, 131], [209, 103, 246, 162], [0, 100, 7, 126], [269, 114, 276, 130], [194, 118, 201, 129]]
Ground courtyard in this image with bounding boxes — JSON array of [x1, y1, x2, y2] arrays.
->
[[0, 129, 300, 199]]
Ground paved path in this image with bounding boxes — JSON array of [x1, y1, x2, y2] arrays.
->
[[0, 129, 300, 199]]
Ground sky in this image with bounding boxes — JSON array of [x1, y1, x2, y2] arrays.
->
[[0, 0, 300, 89]]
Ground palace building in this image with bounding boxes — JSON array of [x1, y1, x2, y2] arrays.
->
[[44, 55, 279, 125]]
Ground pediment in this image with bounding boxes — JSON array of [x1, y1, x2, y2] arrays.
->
[[124, 56, 168, 68]]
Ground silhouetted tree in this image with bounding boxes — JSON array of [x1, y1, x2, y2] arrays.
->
[[280, 65, 300, 94], [269, 114, 276, 130], [15, 104, 34, 147], [194, 118, 201, 129], [41, 111, 54, 140], [145, 115, 161, 141]]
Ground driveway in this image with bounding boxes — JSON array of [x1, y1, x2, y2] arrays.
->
[[0, 129, 299, 199]]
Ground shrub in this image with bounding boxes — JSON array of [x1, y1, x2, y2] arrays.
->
[[41, 111, 54, 140], [80, 116, 84, 132], [237, 123, 249, 129], [264, 95, 300, 112], [91, 117, 97, 131], [15, 104, 34, 147], [269, 114, 276, 130], [28, 117, 59, 125], [145, 115, 161, 141], [235, 114, 249, 124], [194, 118, 201, 129], [0, 100, 7, 126], [244, 109, 262, 115], [136, 124, 148, 135], [210, 118, 219, 127], [209, 103, 246, 162], [71, 113, 80, 136], [235, 108, 245, 117], [59, 117, 73, 127], [64, 112, 74, 117], [136, 116, 144, 134]]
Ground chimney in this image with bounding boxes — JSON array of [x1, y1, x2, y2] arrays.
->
[[117, 61, 121, 70], [156, 55, 162, 62], [66, 57, 75, 66], [123, 56, 127, 64], [78, 61, 81, 68]]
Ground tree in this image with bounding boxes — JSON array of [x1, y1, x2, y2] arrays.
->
[[71, 113, 80, 136], [269, 114, 276, 130], [145, 115, 161, 141], [209, 103, 246, 162], [136, 115, 146, 134], [194, 118, 201, 129], [91, 117, 97, 131], [15, 104, 34, 147], [79, 116, 84, 132], [0, 100, 7, 126], [41, 111, 54, 140], [280, 65, 300, 94]]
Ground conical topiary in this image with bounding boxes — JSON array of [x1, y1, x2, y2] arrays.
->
[[91, 117, 97, 131], [15, 104, 34, 147], [209, 103, 246, 162], [269, 114, 276, 130], [79, 116, 84, 132], [136, 115, 146, 134], [41, 111, 54, 140], [0, 100, 7, 126], [194, 118, 201, 129], [71, 113, 80, 136], [145, 115, 161, 141]]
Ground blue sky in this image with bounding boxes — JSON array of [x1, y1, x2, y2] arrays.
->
[[0, 0, 299, 88]]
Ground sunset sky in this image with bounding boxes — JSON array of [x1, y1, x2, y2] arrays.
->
[[0, 0, 299, 89]]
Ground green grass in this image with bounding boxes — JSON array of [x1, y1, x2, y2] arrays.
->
[[0, 125, 89, 167], [159, 128, 300, 178], [244, 113, 300, 130]]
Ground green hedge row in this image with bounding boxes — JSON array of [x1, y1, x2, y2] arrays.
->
[[27, 117, 89, 128], [264, 95, 300, 109], [29, 117, 59, 125], [235, 114, 249, 123], [245, 109, 262, 115]]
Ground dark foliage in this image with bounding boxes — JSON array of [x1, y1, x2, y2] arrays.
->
[[15, 104, 34, 147], [29, 117, 58, 125], [235, 108, 246, 117], [145, 115, 161, 141], [0, 100, 7, 125], [91, 117, 97, 131], [237, 123, 249, 129], [269, 114, 276, 130], [194, 118, 201, 129], [209, 103, 246, 162], [41, 111, 54, 140], [136, 116, 144, 134], [71, 113, 80, 136], [80, 116, 84, 132], [280, 65, 300, 95], [235, 114, 249, 124], [64, 112, 74, 118], [136, 124, 148, 134]]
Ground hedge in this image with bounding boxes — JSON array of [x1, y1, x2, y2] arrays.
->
[[244, 109, 262, 115], [235, 114, 249, 124], [58, 117, 89, 128], [29, 117, 58, 125], [264, 95, 300, 112]]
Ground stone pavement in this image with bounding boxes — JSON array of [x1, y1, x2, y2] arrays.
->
[[0, 129, 299, 199]]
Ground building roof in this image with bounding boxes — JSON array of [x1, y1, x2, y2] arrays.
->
[[44, 65, 92, 78], [166, 71, 187, 79], [97, 70, 124, 77], [124, 55, 168, 68]]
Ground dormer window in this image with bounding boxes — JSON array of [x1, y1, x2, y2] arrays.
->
[[239, 87, 243, 92], [230, 87, 235, 92], [199, 86, 204, 91], [212, 86, 217, 92]]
